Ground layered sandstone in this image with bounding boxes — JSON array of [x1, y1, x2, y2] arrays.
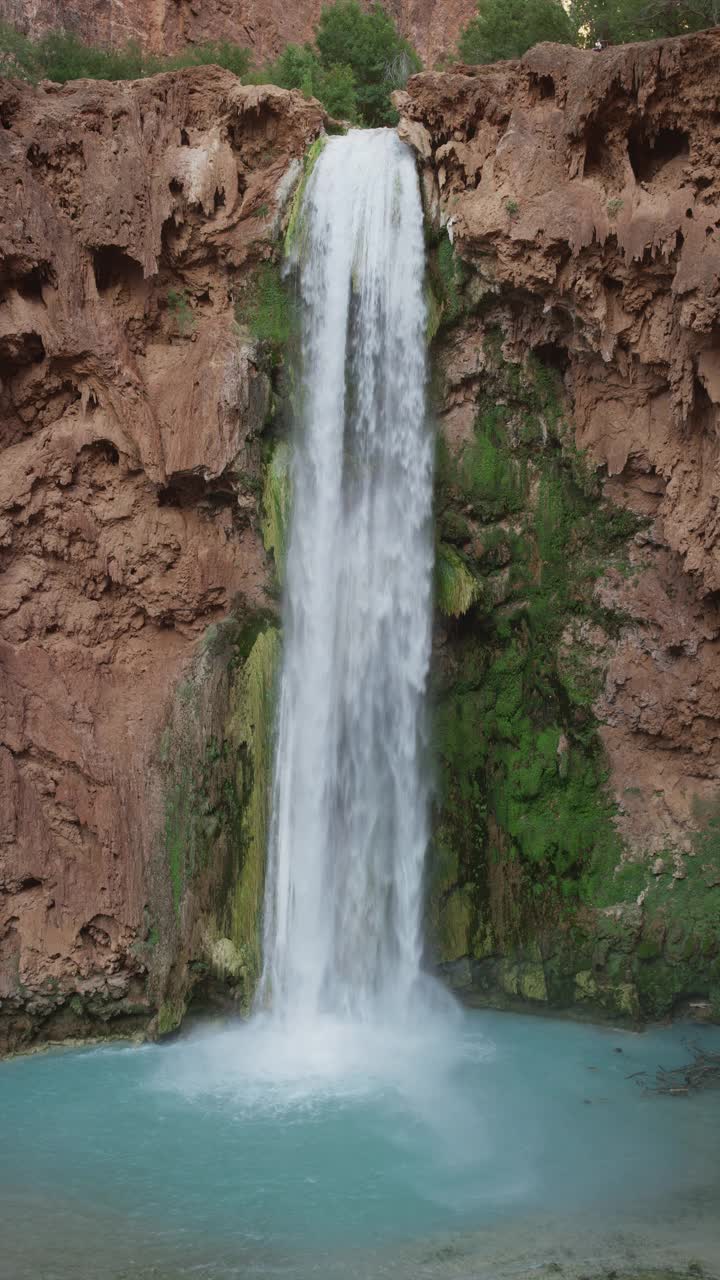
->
[[0, 0, 476, 70], [0, 66, 323, 1052], [398, 31, 720, 854]]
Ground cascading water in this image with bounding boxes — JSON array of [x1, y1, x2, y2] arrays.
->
[[258, 128, 434, 1022]]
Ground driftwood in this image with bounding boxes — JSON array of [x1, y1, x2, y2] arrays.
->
[[629, 1040, 720, 1096]]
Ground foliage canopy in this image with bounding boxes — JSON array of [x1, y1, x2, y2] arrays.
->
[[458, 0, 575, 63], [456, 0, 720, 62]]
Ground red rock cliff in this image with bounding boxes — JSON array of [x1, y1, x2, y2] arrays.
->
[[395, 32, 720, 1020], [398, 30, 720, 855], [0, 0, 477, 70], [0, 67, 323, 1052]]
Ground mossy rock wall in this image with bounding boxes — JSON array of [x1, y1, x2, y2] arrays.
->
[[426, 277, 720, 1024], [150, 606, 281, 1035]]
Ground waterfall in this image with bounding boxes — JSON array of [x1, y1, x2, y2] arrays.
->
[[258, 128, 434, 1022]]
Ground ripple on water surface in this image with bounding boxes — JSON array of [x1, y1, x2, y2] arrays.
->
[[1, 1009, 719, 1280]]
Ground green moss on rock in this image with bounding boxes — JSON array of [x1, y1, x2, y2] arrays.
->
[[225, 625, 281, 993], [436, 542, 481, 618], [426, 332, 689, 1020], [285, 136, 328, 259], [262, 441, 292, 583]]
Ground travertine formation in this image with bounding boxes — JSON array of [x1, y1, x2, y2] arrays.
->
[[398, 31, 720, 853], [0, 67, 323, 1051], [0, 0, 477, 70], [2, 28, 720, 1051]]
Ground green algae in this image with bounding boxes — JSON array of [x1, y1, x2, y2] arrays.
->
[[157, 997, 185, 1037], [426, 227, 470, 332], [436, 542, 481, 617], [428, 333, 655, 1008], [156, 609, 280, 1024], [284, 135, 328, 259], [262, 441, 292, 584], [225, 625, 281, 993], [235, 261, 297, 366]]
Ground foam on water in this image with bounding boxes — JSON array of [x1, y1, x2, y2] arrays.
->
[[2, 1012, 720, 1280]]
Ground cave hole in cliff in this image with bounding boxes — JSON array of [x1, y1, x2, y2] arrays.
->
[[583, 120, 621, 183], [79, 439, 120, 466], [532, 341, 569, 375], [0, 93, 19, 130], [0, 260, 54, 305], [16, 876, 42, 892], [92, 245, 144, 294], [157, 471, 237, 511], [528, 73, 556, 103], [628, 125, 689, 184], [17, 265, 51, 301], [214, 188, 226, 212], [690, 375, 715, 437], [0, 330, 45, 381], [180, 128, 190, 146]]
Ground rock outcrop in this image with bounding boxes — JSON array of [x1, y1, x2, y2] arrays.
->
[[0, 0, 476, 70], [0, 66, 323, 1052], [397, 31, 720, 1020]]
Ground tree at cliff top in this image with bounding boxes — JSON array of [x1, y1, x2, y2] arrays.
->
[[315, 1, 420, 124], [263, 42, 358, 120], [571, 0, 720, 43], [457, 0, 575, 63], [267, 2, 421, 126]]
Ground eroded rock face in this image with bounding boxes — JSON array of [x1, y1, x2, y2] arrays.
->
[[398, 31, 720, 856], [0, 0, 477, 70], [0, 67, 323, 1052]]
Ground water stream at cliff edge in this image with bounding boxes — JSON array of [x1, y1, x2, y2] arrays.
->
[[258, 127, 435, 1027]]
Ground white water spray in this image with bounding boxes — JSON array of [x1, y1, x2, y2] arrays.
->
[[258, 129, 435, 1022]]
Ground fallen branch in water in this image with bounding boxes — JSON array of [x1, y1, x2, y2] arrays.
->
[[632, 1040, 720, 1095]]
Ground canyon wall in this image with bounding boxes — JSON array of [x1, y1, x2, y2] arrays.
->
[[0, 66, 322, 1052], [397, 30, 720, 1020], [2, 28, 720, 1054], [0, 0, 476, 70]]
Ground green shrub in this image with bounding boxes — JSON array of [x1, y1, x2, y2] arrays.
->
[[0, 24, 253, 83], [571, 0, 720, 45], [166, 288, 196, 336], [315, 1, 420, 126], [236, 263, 296, 363], [263, 42, 358, 119], [458, 0, 575, 64]]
